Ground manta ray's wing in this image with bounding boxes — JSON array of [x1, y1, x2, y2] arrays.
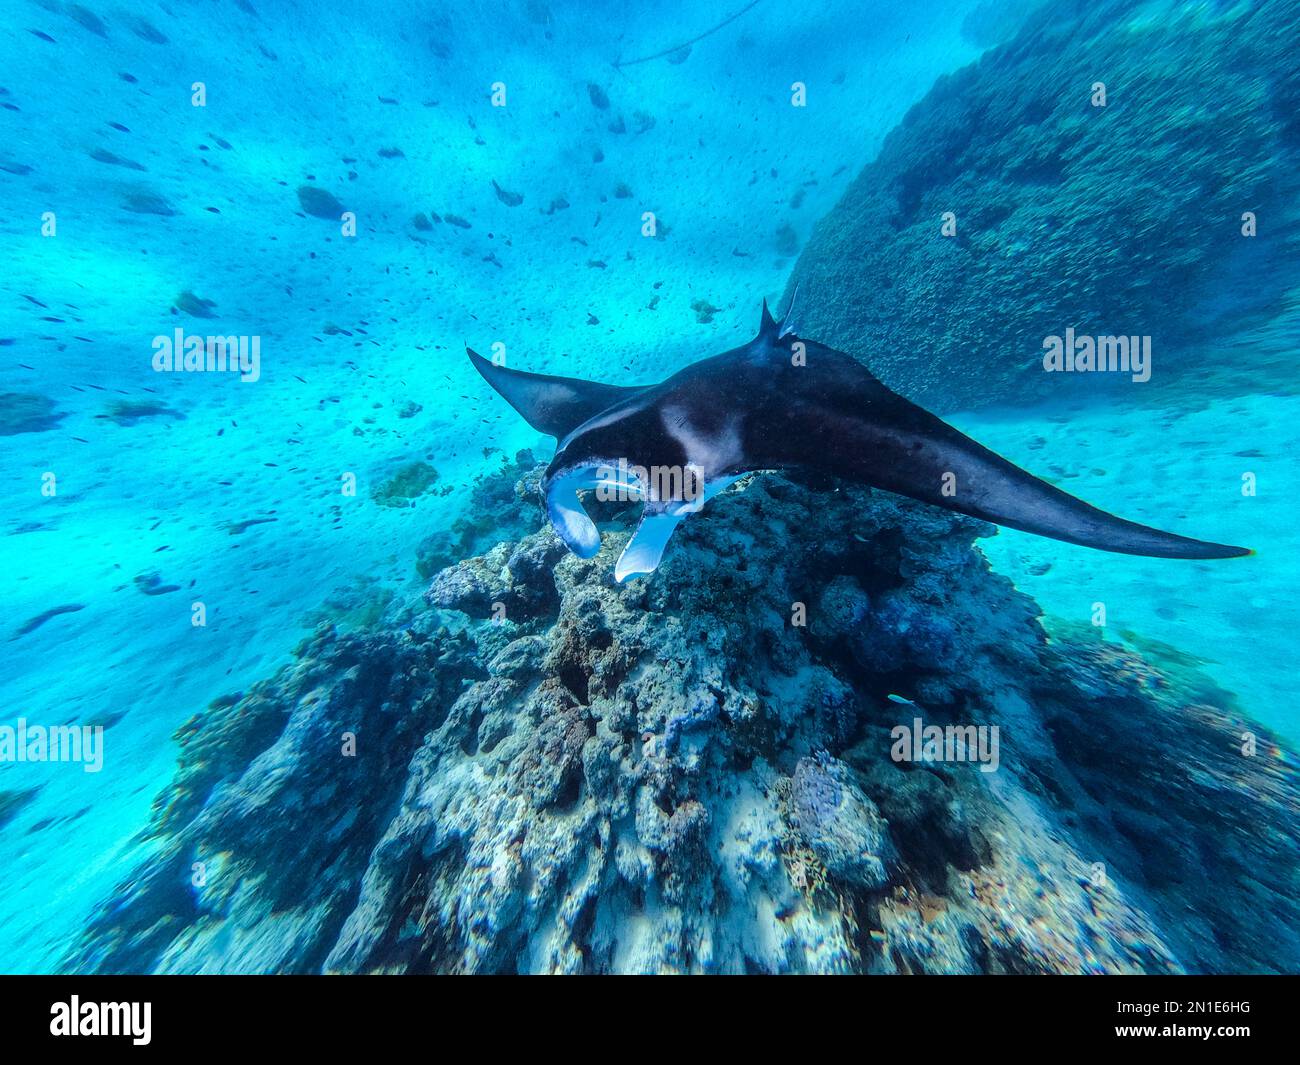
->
[[809, 365, 1250, 560], [467, 349, 641, 438]]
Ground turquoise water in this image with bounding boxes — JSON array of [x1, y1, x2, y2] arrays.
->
[[1, 0, 1296, 974]]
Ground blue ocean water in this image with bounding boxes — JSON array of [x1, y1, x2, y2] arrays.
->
[[1, 0, 1296, 974]]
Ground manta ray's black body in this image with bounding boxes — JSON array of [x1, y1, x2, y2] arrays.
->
[[469, 302, 1249, 582]]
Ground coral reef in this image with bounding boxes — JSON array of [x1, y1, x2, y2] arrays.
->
[[785, 0, 1300, 409], [97, 399, 185, 426], [11, 603, 85, 639], [71, 463, 1300, 974], [414, 449, 544, 577], [296, 185, 345, 219], [0, 391, 66, 435], [369, 461, 440, 508], [172, 290, 217, 318]]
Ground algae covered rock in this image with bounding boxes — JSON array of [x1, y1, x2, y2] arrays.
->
[[296, 184, 345, 219], [789, 755, 892, 889], [370, 460, 439, 507], [99, 399, 185, 426], [0, 391, 66, 435]]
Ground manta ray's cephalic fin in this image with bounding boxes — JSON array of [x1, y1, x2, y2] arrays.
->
[[614, 474, 745, 582], [466, 348, 641, 439], [615, 505, 687, 582]]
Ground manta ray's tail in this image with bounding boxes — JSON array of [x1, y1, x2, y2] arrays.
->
[[837, 391, 1251, 560]]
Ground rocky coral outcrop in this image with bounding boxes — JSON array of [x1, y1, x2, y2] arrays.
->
[[71, 462, 1300, 973], [785, 0, 1300, 409], [414, 449, 546, 578]]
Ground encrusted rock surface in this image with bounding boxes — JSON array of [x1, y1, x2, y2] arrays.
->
[[71, 462, 1300, 973], [784, 0, 1300, 409]]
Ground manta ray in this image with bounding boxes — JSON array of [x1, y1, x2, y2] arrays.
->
[[468, 301, 1250, 582]]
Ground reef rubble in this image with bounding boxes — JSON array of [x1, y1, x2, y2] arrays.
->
[[72, 460, 1300, 974]]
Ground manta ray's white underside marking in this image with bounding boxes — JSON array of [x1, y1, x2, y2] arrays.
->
[[660, 403, 744, 475]]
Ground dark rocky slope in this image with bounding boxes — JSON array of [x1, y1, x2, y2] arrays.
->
[[784, 0, 1300, 410]]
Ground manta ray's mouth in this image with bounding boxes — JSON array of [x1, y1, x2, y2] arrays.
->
[[543, 461, 747, 583], [542, 461, 645, 560]]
